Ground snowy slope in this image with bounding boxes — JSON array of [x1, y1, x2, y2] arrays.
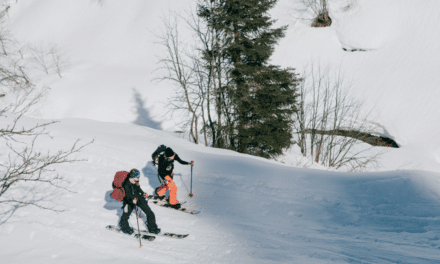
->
[[3, 0, 440, 172], [2, 1, 440, 263], [4, 0, 193, 128], [272, 0, 440, 170], [1, 115, 440, 263]]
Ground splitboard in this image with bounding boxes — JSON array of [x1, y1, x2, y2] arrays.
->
[[148, 196, 200, 215], [106, 225, 155, 241], [140, 229, 189, 239]]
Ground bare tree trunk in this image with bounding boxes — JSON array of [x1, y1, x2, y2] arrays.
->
[[155, 16, 201, 144]]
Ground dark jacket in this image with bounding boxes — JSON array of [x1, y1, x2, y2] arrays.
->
[[158, 154, 189, 178], [122, 178, 146, 204]]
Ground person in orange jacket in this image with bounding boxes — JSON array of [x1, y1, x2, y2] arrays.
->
[[154, 147, 193, 209]]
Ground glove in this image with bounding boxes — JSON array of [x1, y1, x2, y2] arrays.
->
[[144, 194, 149, 199], [190, 161, 194, 166], [133, 198, 137, 204]]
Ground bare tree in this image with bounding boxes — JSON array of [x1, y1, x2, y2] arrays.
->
[[27, 44, 50, 74], [154, 4, 233, 148], [1, 90, 92, 213], [293, 63, 388, 172], [0, 116, 90, 212], [0, 16, 90, 215], [154, 16, 201, 144], [48, 44, 69, 78]]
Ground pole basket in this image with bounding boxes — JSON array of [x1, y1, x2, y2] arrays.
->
[[189, 193, 194, 198]]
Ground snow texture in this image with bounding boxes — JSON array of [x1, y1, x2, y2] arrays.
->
[[1, 0, 440, 263]]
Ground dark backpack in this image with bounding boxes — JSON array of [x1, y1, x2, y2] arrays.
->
[[110, 171, 129, 201], [152, 144, 167, 165]]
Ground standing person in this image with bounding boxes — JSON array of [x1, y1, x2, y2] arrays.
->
[[119, 169, 161, 234], [154, 147, 194, 209]]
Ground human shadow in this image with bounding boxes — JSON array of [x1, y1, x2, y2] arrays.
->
[[174, 172, 190, 196], [132, 88, 162, 130], [103, 190, 123, 226], [103, 190, 150, 229], [142, 161, 162, 190]]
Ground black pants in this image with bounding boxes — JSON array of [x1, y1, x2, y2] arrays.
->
[[120, 198, 158, 231]]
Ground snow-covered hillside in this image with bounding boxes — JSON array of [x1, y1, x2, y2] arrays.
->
[[2, 0, 440, 263], [272, 0, 440, 171], [1, 115, 440, 263], [4, 0, 193, 127], [3, 0, 440, 172]]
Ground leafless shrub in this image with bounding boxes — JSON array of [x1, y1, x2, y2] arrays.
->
[[27, 44, 50, 74], [292, 0, 357, 27], [48, 44, 69, 78], [26, 43, 69, 77], [293, 63, 385, 172], [299, 0, 332, 27]]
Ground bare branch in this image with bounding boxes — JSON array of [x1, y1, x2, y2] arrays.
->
[[0, 15, 89, 215], [293, 62, 389, 172]]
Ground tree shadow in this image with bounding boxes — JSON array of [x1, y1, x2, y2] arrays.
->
[[132, 88, 162, 130], [0, 184, 67, 225], [0, 205, 21, 225]]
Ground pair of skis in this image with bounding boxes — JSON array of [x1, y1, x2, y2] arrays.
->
[[107, 197, 198, 242], [106, 225, 189, 242], [147, 196, 200, 215]]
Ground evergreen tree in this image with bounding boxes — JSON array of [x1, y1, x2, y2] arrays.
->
[[198, 0, 299, 158]]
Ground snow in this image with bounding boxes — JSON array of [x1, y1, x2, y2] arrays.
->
[[1, 115, 440, 263], [1, 0, 440, 263]]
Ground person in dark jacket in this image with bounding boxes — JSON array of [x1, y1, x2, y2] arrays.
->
[[154, 147, 193, 209], [119, 169, 160, 234]]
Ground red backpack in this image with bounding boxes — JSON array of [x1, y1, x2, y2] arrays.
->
[[110, 171, 129, 201]]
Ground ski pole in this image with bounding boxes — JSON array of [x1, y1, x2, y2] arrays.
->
[[189, 163, 194, 198], [135, 206, 142, 248]]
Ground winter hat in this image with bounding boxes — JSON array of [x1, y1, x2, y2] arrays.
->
[[128, 169, 140, 178], [165, 147, 174, 157]]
